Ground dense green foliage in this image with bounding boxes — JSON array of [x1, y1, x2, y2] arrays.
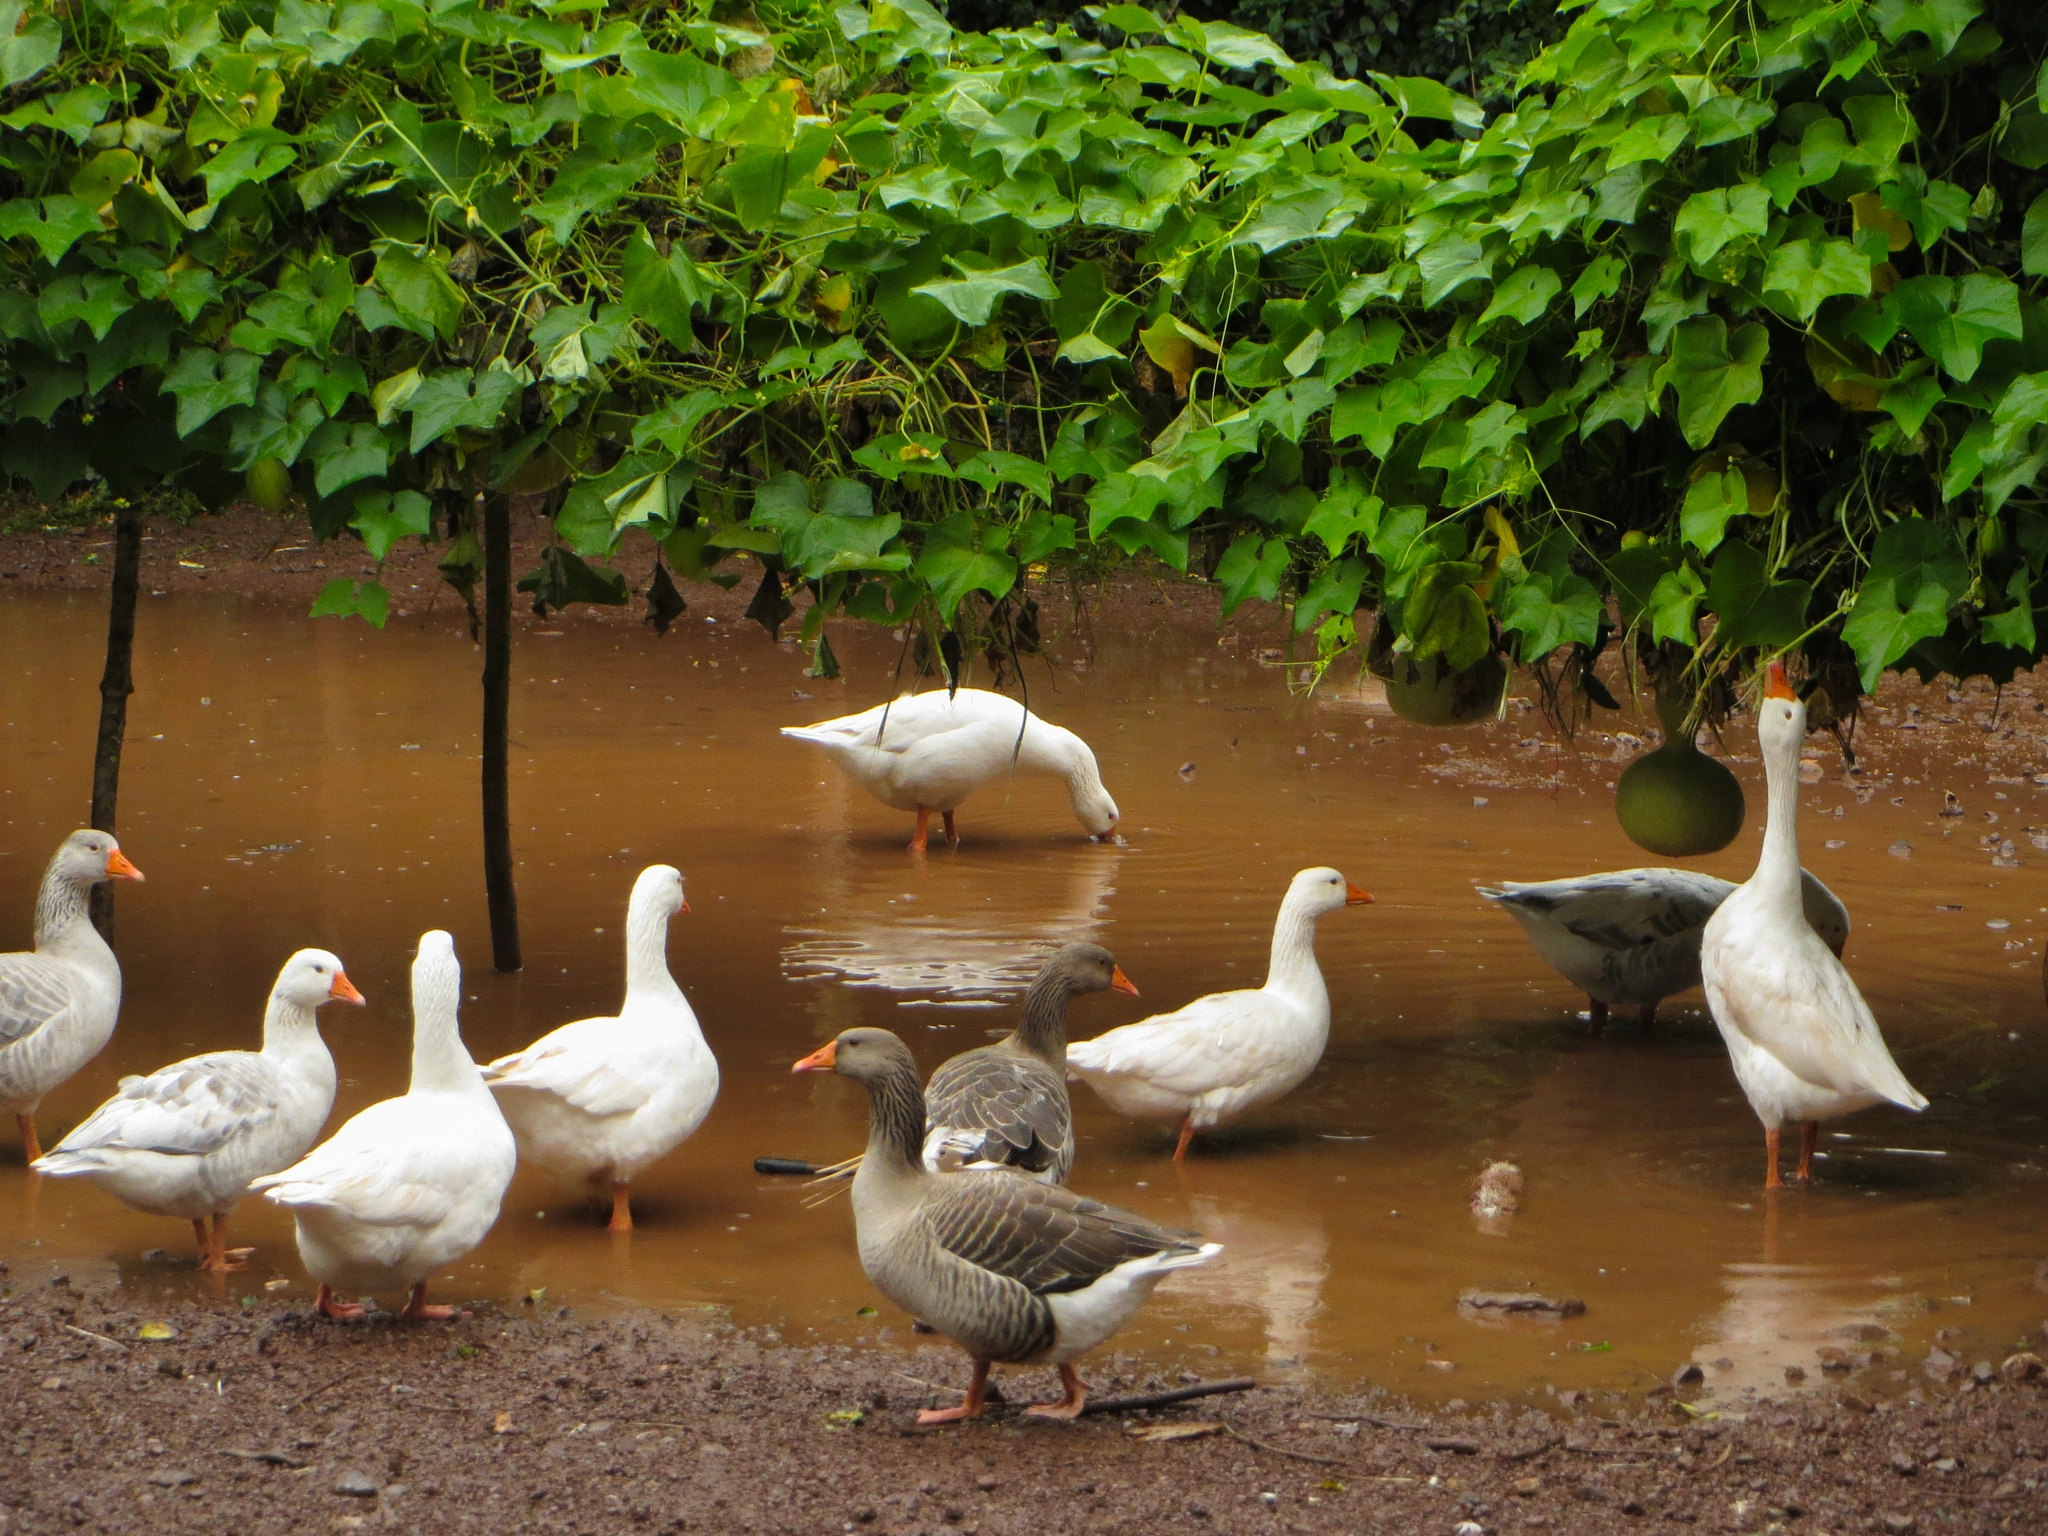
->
[[2, 0, 2047, 717]]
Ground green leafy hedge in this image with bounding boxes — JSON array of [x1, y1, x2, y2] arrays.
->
[[2, 0, 2046, 712]]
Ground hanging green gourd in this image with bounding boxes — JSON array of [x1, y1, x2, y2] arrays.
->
[[1614, 685, 1746, 856]]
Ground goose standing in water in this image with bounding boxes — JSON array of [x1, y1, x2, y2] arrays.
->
[[483, 865, 715, 1231], [1066, 868, 1369, 1160], [781, 688, 1119, 851], [1, 830, 144, 1162], [34, 949, 363, 1271], [795, 1028, 1218, 1422], [922, 943, 1137, 1183], [1700, 663, 1926, 1187], [254, 932, 515, 1319], [1479, 866, 1849, 1030]]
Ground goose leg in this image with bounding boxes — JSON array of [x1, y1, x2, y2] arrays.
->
[[314, 1284, 365, 1321], [204, 1214, 254, 1272], [942, 810, 958, 847], [910, 806, 931, 853], [1763, 1126, 1783, 1189], [1172, 1116, 1196, 1162], [1587, 999, 1608, 1036], [399, 1281, 458, 1321], [1795, 1122, 1819, 1185], [609, 1182, 633, 1232], [17, 1113, 40, 1165], [191, 1217, 211, 1267], [1024, 1362, 1089, 1421], [915, 1359, 990, 1425]]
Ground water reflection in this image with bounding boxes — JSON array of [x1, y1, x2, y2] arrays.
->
[[1182, 1191, 1330, 1376]]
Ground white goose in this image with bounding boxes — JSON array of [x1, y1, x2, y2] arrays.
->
[[253, 931, 515, 1319], [1067, 867, 1370, 1160], [2, 829, 144, 1163], [1700, 662, 1926, 1187], [1480, 865, 1850, 1030], [34, 949, 363, 1270], [781, 688, 1119, 851], [482, 865, 715, 1231]]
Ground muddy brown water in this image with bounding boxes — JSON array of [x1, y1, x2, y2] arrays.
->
[[4, 586, 2047, 1412]]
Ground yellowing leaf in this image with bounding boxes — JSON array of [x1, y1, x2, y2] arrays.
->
[[1129, 1420, 1223, 1442], [1138, 316, 1221, 398], [137, 1322, 177, 1340], [493, 1411, 514, 1433], [1851, 191, 1912, 252]]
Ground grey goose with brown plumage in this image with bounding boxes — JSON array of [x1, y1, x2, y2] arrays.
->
[[794, 1027, 1220, 1423], [921, 943, 1137, 1183]]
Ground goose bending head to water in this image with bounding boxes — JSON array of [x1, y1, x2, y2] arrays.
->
[[922, 942, 1138, 1184], [780, 688, 1118, 851], [483, 865, 717, 1232], [795, 1027, 1218, 1423], [34, 949, 363, 1271], [2, 830, 144, 1164], [1479, 865, 1850, 1031], [1699, 663, 1927, 1187], [1066, 868, 1370, 1161], [253, 932, 516, 1320]]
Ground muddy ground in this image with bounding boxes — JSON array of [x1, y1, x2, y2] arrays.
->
[[3, 1276, 2046, 1536], [9, 510, 2048, 1534]]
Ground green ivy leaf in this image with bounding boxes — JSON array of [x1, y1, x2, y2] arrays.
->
[[1705, 540, 1811, 652], [407, 367, 523, 452], [2024, 190, 2048, 277], [1646, 563, 1707, 645], [1500, 569, 1601, 660], [1981, 568, 2037, 652], [161, 348, 262, 436], [0, 196, 101, 263], [1, 83, 112, 143], [916, 511, 1017, 619], [1472, 265, 1561, 337], [350, 488, 433, 561], [1843, 575, 1950, 689], [1889, 272, 2022, 383], [309, 577, 390, 628], [622, 227, 712, 350], [1680, 467, 1749, 553], [1762, 238, 1871, 321], [306, 419, 391, 497], [1403, 561, 1490, 668], [911, 257, 1058, 326], [368, 246, 463, 342], [1673, 184, 1770, 265], [1294, 557, 1366, 633], [1215, 532, 1290, 615], [1660, 317, 1768, 449], [0, 2, 61, 89]]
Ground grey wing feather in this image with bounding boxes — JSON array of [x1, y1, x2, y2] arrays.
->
[[922, 1174, 1201, 1296], [925, 1048, 1071, 1179], [0, 955, 77, 1045], [58, 1053, 284, 1158]]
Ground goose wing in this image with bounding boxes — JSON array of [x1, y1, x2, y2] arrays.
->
[[1066, 991, 1275, 1095], [923, 1047, 1069, 1178], [51, 1053, 285, 1159], [921, 1173, 1201, 1295], [482, 1020, 657, 1118], [1483, 869, 1731, 951], [252, 1105, 461, 1227], [0, 954, 79, 1046], [1708, 934, 1923, 1107]]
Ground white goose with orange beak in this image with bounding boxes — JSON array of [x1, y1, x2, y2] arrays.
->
[[0, 829, 145, 1164], [34, 949, 364, 1272], [1067, 867, 1371, 1160], [1699, 661, 1927, 1187]]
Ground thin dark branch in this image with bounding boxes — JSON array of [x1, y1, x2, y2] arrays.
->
[[1079, 1377, 1258, 1417]]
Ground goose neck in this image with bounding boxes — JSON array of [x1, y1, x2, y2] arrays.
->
[[1265, 902, 1328, 999], [1012, 970, 1075, 1062], [860, 1062, 931, 1181], [1752, 726, 1805, 903], [408, 981, 486, 1098], [623, 904, 683, 1004], [34, 868, 98, 953], [261, 996, 335, 1081]]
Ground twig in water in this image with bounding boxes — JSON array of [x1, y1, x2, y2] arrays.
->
[[1222, 1422, 1348, 1467], [290, 1370, 361, 1411], [62, 1324, 127, 1350], [1081, 1377, 1257, 1417], [1498, 1435, 1563, 1463]]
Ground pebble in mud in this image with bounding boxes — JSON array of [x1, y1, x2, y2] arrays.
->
[[334, 1471, 378, 1498]]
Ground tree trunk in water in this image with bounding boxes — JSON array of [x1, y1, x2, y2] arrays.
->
[[480, 493, 521, 971], [88, 502, 143, 941]]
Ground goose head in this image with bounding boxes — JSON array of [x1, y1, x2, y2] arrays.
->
[[1075, 780, 1121, 840], [1042, 942, 1139, 998], [793, 1026, 919, 1084], [1757, 660, 1806, 757], [276, 948, 366, 1011], [51, 829, 144, 886], [631, 863, 690, 920], [1286, 866, 1373, 918]]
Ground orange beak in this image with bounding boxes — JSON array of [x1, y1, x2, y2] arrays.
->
[[1346, 883, 1373, 906], [1763, 660, 1797, 701], [1110, 966, 1140, 998], [792, 1040, 838, 1074], [329, 972, 366, 1005], [679, 899, 692, 914], [105, 848, 144, 882]]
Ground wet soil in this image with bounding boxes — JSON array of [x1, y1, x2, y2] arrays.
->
[[3, 1277, 2046, 1536]]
